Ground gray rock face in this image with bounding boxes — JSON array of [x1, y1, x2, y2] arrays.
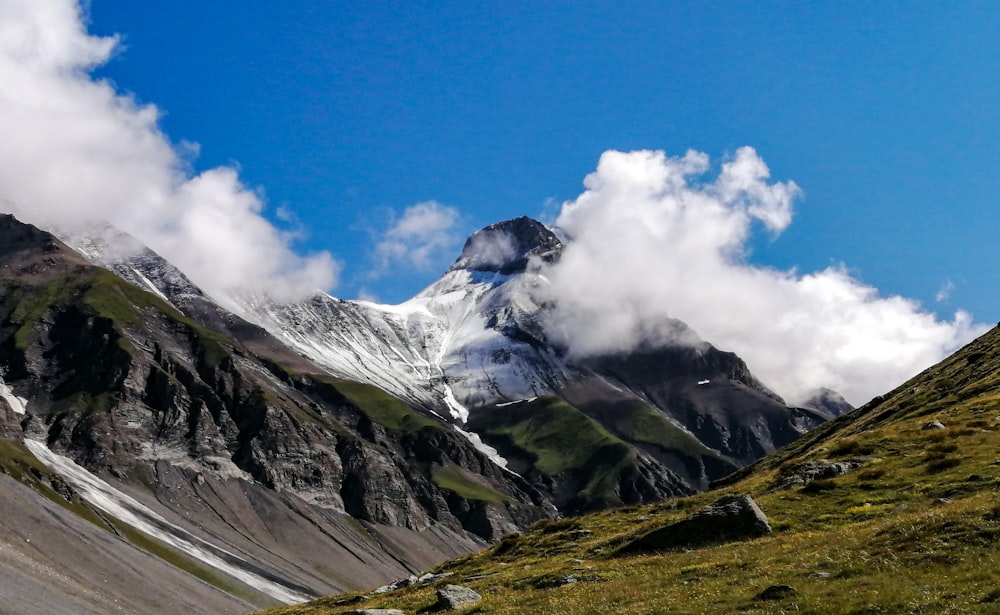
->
[[620, 494, 772, 554], [0, 397, 22, 441], [0, 215, 554, 608], [435, 584, 482, 610], [451, 216, 563, 274]]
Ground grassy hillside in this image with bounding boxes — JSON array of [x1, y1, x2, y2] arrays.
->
[[264, 326, 1000, 614], [311, 374, 445, 434], [468, 397, 636, 509]]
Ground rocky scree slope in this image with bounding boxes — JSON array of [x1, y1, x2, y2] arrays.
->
[[0, 215, 552, 613]]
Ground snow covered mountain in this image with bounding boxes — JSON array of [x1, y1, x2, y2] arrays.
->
[[0, 213, 852, 611], [240, 217, 571, 422], [67, 216, 846, 501]]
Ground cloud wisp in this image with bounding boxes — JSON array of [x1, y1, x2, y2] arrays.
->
[[371, 201, 462, 275], [0, 0, 339, 303], [539, 147, 985, 406]]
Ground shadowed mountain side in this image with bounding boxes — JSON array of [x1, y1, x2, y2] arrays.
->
[[0, 215, 554, 610]]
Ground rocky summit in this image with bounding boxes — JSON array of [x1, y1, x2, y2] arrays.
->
[[0, 214, 849, 613]]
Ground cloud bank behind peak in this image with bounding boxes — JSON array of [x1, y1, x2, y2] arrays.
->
[[539, 147, 984, 406]]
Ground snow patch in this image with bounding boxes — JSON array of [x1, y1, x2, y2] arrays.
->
[[453, 426, 518, 476], [0, 378, 27, 415], [22, 440, 313, 604], [442, 384, 469, 423], [495, 397, 538, 408], [698, 379, 711, 385], [128, 267, 172, 304]]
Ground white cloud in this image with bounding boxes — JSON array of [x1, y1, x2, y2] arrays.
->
[[0, 0, 339, 303], [539, 147, 986, 406], [936, 279, 955, 302], [372, 201, 461, 274], [456, 229, 518, 271]]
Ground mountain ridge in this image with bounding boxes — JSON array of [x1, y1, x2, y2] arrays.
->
[[0, 212, 849, 612], [267, 323, 1000, 614], [0, 214, 554, 612]]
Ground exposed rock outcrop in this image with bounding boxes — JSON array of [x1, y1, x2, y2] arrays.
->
[[619, 494, 772, 554], [769, 458, 864, 491]]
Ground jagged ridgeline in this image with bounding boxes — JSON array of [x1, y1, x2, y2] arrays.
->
[[0, 214, 846, 613]]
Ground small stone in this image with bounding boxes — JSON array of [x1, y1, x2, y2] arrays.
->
[[345, 610, 404, 615], [435, 584, 482, 610], [808, 572, 832, 579], [557, 575, 578, 586], [922, 421, 946, 430], [754, 584, 797, 601], [334, 595, 367, 606]]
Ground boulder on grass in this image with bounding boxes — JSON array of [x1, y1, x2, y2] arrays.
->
[[618, 494, 771, 554], [435, 584, 482, 610]]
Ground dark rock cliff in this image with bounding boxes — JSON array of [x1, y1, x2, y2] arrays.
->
[[0, 215, 553, 605]]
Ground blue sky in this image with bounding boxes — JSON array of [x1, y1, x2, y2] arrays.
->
[[80, 1, 997, 316]]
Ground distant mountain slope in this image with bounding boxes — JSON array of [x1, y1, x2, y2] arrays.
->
[[0, 215, 552, 612], [270, 324, 1000, 614], [0, 211, 852, 611], [235, 217, 844, 500], [58, 216, 846, 510]]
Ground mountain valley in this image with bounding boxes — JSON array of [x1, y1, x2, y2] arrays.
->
[[265, 319, 1000, 614], [0, 212, 936, 614]]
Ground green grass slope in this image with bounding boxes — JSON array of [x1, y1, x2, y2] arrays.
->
[[467, 397, 636, 509], [263, 325, 1000, 614]]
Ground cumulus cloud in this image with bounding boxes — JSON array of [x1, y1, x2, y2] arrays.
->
[[0, 0, 338, 303], [372, 201, 461, 274], [539, 147, 985, 406]]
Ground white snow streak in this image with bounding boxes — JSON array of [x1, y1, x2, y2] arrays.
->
[[494, 397, 538, 408], [129, 267, 172, 304], [0, 378, 27, 415], [442, 384, 470, 423], [23, 440, 312, 605], [453, 426, 518, 476]]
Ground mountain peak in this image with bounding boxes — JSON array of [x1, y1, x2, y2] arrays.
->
[[450, 217, 562, 275]]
